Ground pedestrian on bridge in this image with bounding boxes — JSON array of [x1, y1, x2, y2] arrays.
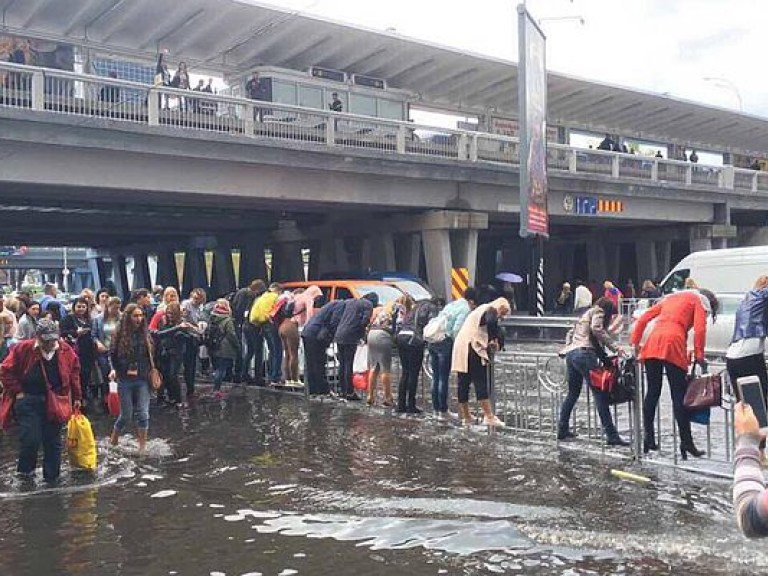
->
[[558, 298, 629, 446]]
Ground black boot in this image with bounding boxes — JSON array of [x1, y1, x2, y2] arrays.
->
[[557, 423, 577, 440], [680, 442, 705, 461], [643, 434, 659, 453], [606, 430, 630, 446]]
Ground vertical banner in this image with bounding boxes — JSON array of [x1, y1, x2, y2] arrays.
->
[[517, 4, 549, 238]]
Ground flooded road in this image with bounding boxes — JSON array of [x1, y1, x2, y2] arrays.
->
[[0, 386, 765, 576]]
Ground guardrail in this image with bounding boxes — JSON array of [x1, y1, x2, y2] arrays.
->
[[0, 61, 762, 193]]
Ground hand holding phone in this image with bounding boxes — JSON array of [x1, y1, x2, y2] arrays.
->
[[737, 376, 768, 433]]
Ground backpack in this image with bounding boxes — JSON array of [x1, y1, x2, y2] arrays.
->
[[609, 357, 637, 406], [423, 314, 448, 344], [269, 295, 295, 324], [396, 302, 437, 348], [203, 320, 225, 351]]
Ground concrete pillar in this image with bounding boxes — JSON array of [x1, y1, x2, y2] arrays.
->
[[334, 238, 350, 273], [655, 241, 672, 278], [586, 240, 607, 284], [396, 233, 422, 277], [313, 237, 350, 278], [182, 248, 207, 297], [450, 229, 479, 286], [210, 247, 237, 297], [604, 243, 621, 283], [111, 254, 130, 300], [362, 233, 396, 272], [689, 238, 712, 252], [87, 251, 107, 291], [422, 229, 452, 300], [238, 235, 267, 287], [132, 253, 151, 290], [636, 241, 658, 283], [271, 242, 305, 282], [156, 250, 180, 289]]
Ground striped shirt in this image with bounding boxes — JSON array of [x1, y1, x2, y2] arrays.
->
[[733, 434, 768, 538]]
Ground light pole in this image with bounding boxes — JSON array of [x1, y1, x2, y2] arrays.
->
[[703, 76, 743, 112]]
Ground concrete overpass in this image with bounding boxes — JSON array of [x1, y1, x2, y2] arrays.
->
[[2, 68, 766, 301]]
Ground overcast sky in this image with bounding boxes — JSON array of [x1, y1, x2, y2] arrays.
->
[[259, 0, 766, 117]]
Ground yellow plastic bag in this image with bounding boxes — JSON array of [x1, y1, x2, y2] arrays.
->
[[67, 409, 97, 472]]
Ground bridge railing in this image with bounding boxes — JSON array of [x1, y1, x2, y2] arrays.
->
[[0, 61, 760, 193]]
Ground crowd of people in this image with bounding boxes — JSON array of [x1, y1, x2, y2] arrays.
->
[[0, 280, 512, 483], [552, 277, 662, 316]]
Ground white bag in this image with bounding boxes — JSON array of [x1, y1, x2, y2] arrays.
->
[[423, 315, 448, 344], [353, 344, 368, 373]]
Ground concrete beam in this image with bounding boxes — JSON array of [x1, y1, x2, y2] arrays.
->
[[422, 229, 453, 300]]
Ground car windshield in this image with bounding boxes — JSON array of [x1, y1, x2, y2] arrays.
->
[[660, 269, 690, 294], [356, 284, 404, 305], [392, 280, 432, 301]]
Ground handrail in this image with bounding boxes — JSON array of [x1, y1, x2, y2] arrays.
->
[[0, 60, 762, 192]]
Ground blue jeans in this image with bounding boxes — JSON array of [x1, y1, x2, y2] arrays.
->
[[114, 379, 150, 433], [263, 323, 283, 383], [213, 357, 234, 391], [429, 338, 453, 413], [242, 324, 265, 384], [16, 394, 63, 481], [559, 349, 617, 437]]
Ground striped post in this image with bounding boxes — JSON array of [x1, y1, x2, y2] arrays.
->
[[536, 243, 545, 317], [451, 267, 469, 301]]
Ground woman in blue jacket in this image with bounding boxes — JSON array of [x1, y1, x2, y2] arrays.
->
[[727, 275, 768, 412]]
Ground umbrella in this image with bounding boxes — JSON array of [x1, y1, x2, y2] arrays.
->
[[496, 272, 524, 283]]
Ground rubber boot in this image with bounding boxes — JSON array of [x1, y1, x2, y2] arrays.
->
[[480, 399, 505, 428], [137, 429, 148, 454]]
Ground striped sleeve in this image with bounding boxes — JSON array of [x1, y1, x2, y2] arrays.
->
[[733, 434, 768, 538]]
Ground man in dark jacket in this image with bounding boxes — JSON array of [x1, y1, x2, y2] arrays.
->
[[334, 293, 378, 401], [231, 279, 266, 383], [302, 299, 347, 395]]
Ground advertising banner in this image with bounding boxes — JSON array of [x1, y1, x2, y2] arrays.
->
[[517, 5, 549, 238]]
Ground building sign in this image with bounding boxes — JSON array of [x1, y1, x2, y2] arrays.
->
[[517, 6, 549, 238], [563, 195, 624, 215]]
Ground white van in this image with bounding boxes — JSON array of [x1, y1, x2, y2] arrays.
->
[[659, 246, 768, 295], [654, 246, 768, 357]]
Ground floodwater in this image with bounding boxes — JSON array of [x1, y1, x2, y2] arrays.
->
[[0, 385, 766, 576]]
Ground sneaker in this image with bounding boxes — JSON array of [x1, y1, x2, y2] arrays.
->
[[483, 415, 506, 428], [435, 413, 446, 422]]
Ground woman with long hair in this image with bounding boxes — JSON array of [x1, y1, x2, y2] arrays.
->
[[93, 296, 122, 393], [367, 296, 410, 407], [60, 296, 97, 401], [631, 288, 719, 459], [109, 303, 153, 452], [15, 300, 40, 341], [151, 301, 187, 407], [557, 297, 629, 446]]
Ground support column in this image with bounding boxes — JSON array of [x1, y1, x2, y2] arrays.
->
[[655, 241, 672, 277], [210, 247, 237, 297], [362, 233, 396, 272], [111, 254, 130, 300], [271, 242, 304, 282], [182, 248, 207, 297], [604, 243, 621, 283], [86, 250, 108, 291], [636, 241, 658, 284], [586, 239, 608, 284], [132, 253, 151, 291], [238, 235, 268, 287], [396, 233, 422, 277], [422, 229, 453, 300], [156, 250, 180, 289], [450, 229, 479, 286]]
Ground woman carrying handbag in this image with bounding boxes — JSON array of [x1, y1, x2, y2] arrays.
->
[[109, 303, 156, 453]]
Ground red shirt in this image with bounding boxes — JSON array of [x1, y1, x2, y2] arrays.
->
[[0, 339, 82, 401]]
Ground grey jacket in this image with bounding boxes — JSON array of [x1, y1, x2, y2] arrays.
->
[[561, 306, 617, 355]]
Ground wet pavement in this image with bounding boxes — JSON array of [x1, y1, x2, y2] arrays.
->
[[0, 384, 765, 576]]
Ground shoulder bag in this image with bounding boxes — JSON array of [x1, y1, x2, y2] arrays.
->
[[683, 362, 722, 409], [40, 358, 72, 424], [146, 335, 164, 391]]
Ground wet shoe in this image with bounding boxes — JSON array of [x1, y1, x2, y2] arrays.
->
[[345, 393, 362, 402], [405, 406, 423, 415], [382, 400, 394, 408], [395, 406, 407, 414], [606, 435, 631, 447], [483, 415, 506, 428]]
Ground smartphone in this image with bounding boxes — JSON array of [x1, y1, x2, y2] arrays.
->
[[737, 376, 768, 430]]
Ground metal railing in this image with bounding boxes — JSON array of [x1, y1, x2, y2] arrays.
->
[[0, 60, 763, 193]]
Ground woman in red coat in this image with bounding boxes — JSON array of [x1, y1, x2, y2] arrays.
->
[[630, 289, 718, 459]]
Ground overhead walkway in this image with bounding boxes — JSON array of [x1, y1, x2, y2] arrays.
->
[[1, 61, 766, 194]]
